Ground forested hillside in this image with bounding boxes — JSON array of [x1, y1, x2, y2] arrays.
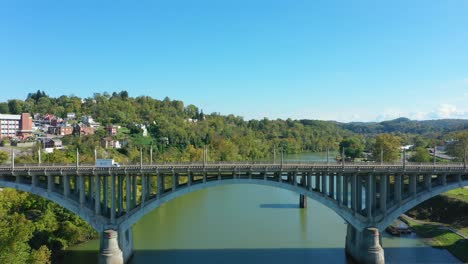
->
[[1, 90, 468, 263]]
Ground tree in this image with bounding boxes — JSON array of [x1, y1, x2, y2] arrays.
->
[[0, 150, 8, 164], [409, 147, 431, 162], [339, 137, 364, 160], [446, 130, 468, 161], [372, 134, 401, 162]]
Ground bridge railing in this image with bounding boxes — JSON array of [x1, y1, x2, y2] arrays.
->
[[0, 161, 465, 170]]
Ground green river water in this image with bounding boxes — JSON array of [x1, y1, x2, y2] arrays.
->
[[62, 152, 460, 263]]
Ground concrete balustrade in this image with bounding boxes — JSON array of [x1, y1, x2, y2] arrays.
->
[[0, 162, 467, 264]]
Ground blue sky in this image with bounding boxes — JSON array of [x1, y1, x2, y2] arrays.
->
[[1, 0, 467, 122]]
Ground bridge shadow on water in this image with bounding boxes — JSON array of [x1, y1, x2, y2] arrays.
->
[[259, 203, 299, 209], [61, 247, 461, 264]]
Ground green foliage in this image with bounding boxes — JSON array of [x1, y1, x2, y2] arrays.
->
[[0, 189, 97, 263], [409, 147, 432, 162], [446, 130, 468, 161], [0, 150, 8, 164], [339, 136, 364, 160], [372, 133, 401, 162]]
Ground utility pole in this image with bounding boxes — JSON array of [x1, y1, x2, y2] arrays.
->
[[403, 149, 406, 169], [11, 148, 14, 170], [38, 149, 41, 165], [150, 144, 153, 165], [342, 147, 345, 167], [433, 145, 436, 166], [203, 145, 207, 167], [94, 148, 97, 162], [281, 147, 284, 167], [380, 148, 383, 165], [273, 146, 276, 164], [326, 147, 329, 165], [76, 148, 79, 169], [140, 147, 143, 168]]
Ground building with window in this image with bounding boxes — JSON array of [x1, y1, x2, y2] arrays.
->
[[0, 113, 33, 139]]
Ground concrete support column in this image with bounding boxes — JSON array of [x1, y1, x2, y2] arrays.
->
[[351, 174, 357, 213], [357, 175, 362, 212], [299, 194, 307, 208], [157, 174, 163, 198], [79, 175, 85, 207], [147, 175, 152, 198], [379, 175, 387, 216], [125, 174, 131, 212], [30, 174, 37, 187], [410, 174, 417, 197], [343, 175, 349, 207], [395, 175, 402, 205], [424, 175, 432, 191], [118, 226, 134, 264], [307, 173, 312, 191], [141, 175, 146, 207], [132, 175, 137, 207], [329, 174, 335, 199], [118, 175, 123, 215], [188, 172, 192, 186], [315, 173, 320, 191], [366, 174, 373, 219], [99, 230, 123, 264], [278, 171, 282, 183], [345, 225, 385, 264], [103, 176, 109, 216], [172, 173, 178, 191], [47, 174, 54, 191], [95, 175, 101, 215], [321, 173, 327, 195], [337, 174, 342, 205], [111, 174, 116, 224], [88, 176, 94, 201], [293, 172, 297, 186], [63, 174, 70, 198], [203, 172, 207, 183], [441, 174, 447, 186]]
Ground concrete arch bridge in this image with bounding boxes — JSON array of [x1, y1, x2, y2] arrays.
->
[[0, 162, 467, 264]]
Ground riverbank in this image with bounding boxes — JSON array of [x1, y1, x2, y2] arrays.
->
[[402, 188, 468, 263]]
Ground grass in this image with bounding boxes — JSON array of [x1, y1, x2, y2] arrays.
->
[[403, 217, 468, 263], [443, 188, 468, 203]]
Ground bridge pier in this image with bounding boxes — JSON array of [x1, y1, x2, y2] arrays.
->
[[299, 194, 307, 208], [345, 225, 384, 264], [99, 227, 134, 264]]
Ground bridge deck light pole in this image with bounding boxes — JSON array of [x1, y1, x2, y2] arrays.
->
[[342, 147, 345, 167], [150, 144, 153, 165], [76, 148, 79, 168], [140, 147, 143, 168], [433, 145, 436, 166], [380, 148, 383, 165], [273, 146, 276, 164], [11, 148, 14, 170]]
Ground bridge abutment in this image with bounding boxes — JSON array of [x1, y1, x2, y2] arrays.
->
[[345, 225, 384, 264]]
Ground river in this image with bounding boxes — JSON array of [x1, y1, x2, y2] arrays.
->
[[62, 152, 460, 263]]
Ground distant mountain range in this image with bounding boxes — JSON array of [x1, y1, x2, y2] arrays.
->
[[334, 117, 468, 135]]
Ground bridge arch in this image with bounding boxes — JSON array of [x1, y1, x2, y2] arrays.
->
[[117, 179, 366, 232], [376, 179, 468, 230], [0, 180, 106, 232]]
